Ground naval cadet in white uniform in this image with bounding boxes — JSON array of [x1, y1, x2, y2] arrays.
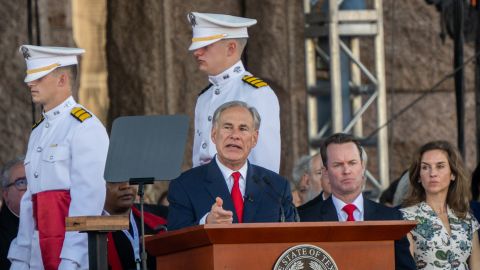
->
[[188, 12, 281, 173], [8, 45, 109, 270]]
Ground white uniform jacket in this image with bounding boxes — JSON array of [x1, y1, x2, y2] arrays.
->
[[192, 61, 281, 173], [8, 96, 108, 270]]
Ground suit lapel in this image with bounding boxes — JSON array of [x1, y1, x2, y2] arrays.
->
[[204, 159, 238, 222], [242, 163, 265, 222], [363, 198, 378, 221], [319, 197, 340, 221]]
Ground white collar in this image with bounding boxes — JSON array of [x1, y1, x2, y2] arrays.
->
[[208, 60, 245, 86], [331, 193, 364, 221], [43, 96, 76, 121], [215, 155, 248, 182]]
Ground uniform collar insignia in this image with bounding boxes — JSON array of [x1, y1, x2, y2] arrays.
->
[[208, 60, 245, 86], [44, 96, 76, 120]]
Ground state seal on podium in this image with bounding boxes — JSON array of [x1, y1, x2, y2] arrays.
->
[[274, 244, 338, 270]]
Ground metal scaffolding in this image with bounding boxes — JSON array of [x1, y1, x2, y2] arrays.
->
[[304, 0, 390, 192]]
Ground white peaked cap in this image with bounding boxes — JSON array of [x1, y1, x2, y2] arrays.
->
[[187, 12, 257, 51], [19, 45, 85, 83]]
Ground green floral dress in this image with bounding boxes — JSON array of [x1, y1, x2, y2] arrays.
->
[[401, 202, 479, 269]]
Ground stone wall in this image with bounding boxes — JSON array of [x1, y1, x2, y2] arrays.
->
[[382, 0, 477, 178], [0, 1, 30, 166], [0, 0, 75, 167]]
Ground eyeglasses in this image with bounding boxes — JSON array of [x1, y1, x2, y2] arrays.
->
[[5, 177, 28, 191]]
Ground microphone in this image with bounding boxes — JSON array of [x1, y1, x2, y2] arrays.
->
[[253, 175, 285, 222], [261, 176, 300, 222]]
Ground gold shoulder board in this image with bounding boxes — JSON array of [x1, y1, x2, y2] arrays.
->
[[242, 75, 269, 88], [70, 107, 92, 122]]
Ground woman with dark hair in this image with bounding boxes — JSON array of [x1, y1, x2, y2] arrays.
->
[[401, 140, 479, 270]]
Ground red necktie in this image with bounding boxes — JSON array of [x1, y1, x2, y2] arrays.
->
[[231, 172, 244, 223], [342, 204, 357, 221]]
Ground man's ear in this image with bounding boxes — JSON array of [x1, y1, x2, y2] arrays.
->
[[57, 72, 69, 88], [226, 40, 237, 57], [251, 129, 259, 147], [211, 126, 217, 144]]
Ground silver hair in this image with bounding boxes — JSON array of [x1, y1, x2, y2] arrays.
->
[[361, 147, 368, 167], [212, 101, 261, 130], [1, 156, 25, 188], [292, 155, 311, 184], [308, 153, 322, 172]]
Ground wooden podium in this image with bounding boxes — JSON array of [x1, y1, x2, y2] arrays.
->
[[146, 221, 416, 270]]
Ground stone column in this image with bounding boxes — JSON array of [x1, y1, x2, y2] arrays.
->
[[72, 0, 109, 124]]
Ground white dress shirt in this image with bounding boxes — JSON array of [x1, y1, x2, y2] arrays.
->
[[331, 193, 365, 221]]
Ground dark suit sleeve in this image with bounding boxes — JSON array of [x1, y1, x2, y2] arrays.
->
[[167, 179, 198, 231], [392, 210, 417, 270], [281, 179, 296, 222]]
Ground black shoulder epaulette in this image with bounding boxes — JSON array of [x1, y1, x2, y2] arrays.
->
[[242, 75, 268, 88], [70, 107, 92, 122], [32, 115, 45, 130], [198, 83, 213, 96]]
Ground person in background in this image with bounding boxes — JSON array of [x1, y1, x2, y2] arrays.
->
[[291, 155, 312, 205], [292, 153, 328, 207], [188, 12, 281, 173], [0, 157, 27, 269], [401, 140, 480, 269], [104, 181, 167, 270]]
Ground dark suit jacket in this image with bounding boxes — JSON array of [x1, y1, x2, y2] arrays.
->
[[167, 159, 294, 231], [0, 202, 19, 270], [298, 196, 416, 270], [297, 191, 326, 215]]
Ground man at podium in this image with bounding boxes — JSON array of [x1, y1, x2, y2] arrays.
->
[[298, 133, 416, 270], [168, 101, 294, 230]]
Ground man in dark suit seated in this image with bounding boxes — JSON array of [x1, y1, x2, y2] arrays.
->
[[168, 101, 294, 231], [298, 133, 416, 270], [104, 181, 167, 270], [0, 157, 27, 270]]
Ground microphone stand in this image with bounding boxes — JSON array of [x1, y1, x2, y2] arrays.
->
[[254, 175, 299, 222], [130, 177, 154, 270]]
